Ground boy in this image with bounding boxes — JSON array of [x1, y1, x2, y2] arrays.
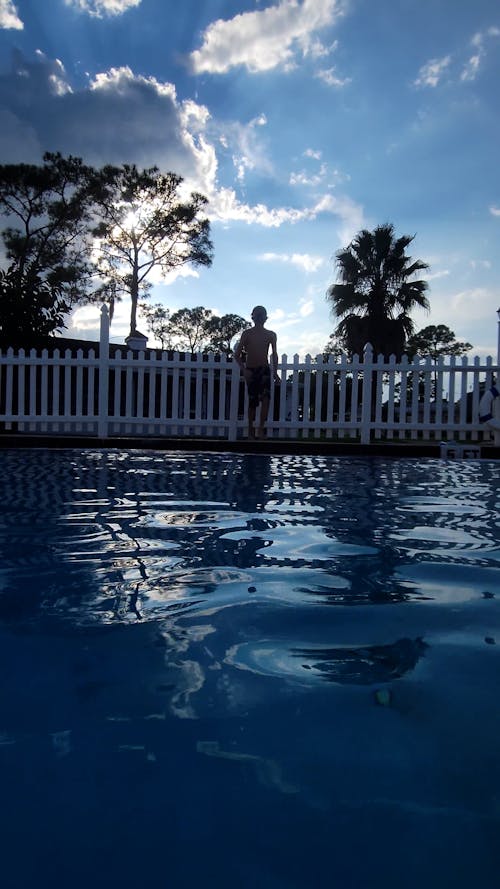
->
[[233, 306, 280, 439]]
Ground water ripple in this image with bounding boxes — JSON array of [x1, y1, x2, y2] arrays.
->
[[0, 450, 498, 630]]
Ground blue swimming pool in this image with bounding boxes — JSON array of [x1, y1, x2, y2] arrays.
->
[[0, 449, 499, 888]]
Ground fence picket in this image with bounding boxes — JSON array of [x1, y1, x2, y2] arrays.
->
[[5, 349, 14, 430], [194, 353, 203, 437], [183, 354, 192, 432], [337, 353, 348, 439], [278, 354, 288, 439], [447, 356, 456, 428], [206, 353, 215, 436], [52, 349, 60, 431], [374, 352, 384, 440], [410, 359, 420, 439], [386, 354, 396, 440], [218, 355, 228, 438], [325, 355, 336, 440], [314, 355, 323, 440]]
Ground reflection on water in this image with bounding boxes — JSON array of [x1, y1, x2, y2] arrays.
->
[[0, 448, 498, 708], [291, 637, 429, 684], [0, 448, 498, 635], [0, 449, 499, 887]]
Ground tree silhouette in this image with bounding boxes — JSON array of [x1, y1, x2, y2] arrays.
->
[[168, 306, 213, 352], [203, 313, 250, 356], [404, 324, 473, 402], [91, 165, 213, 337], [138, 302, 172, 349], [0, 267, 69, 347], [326, 223, 430, 359], [405, 324, 472, 360], [0, 152, 96, 345]]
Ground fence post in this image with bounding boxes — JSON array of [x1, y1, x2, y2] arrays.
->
[[98, 305, 110, 438], [360, 343, 373, 444], [228, 357, 240, 441]]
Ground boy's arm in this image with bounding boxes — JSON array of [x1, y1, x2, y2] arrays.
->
[[233, 332, 247, 370], [270, 332, 280, 382]]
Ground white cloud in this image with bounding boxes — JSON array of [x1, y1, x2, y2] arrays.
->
[[461, 26, 500, 81], [304, 148, 322, 160], [269, 308, 286, 322], [310, 193, 365, 243], [189, 0, 346, 75], [426, 269, 450, 281], [299, 299, 314, 316], [415, 27, 500, 88], [274, 324, 328, 357], [489, 205, 500, 217], [259, 252, 324, 272], [444, 287, 499, 324], [69, 304, 109, 334], [289, 165, 327, 186], [208, 188, 364, 237], [469, 259, 491, 271], [208, 187, 307, 227], [221, 113, 273, 183], [63, 0, 141, 17], [0, 0, 23, 29], [289, 161, 348, 188], [410, 284, 499, 356], [413, 55, 451, 88], [44, 55, 73, 96], [314, 66, 350, 87], [460, 53, 481, 82], [89, 65, 176, 99]]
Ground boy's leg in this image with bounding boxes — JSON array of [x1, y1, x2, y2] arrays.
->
[[258, 396, 270, 437], [246, 368, 259, 438], [257, 367, 271, 437], [248, 404, 256, 438]]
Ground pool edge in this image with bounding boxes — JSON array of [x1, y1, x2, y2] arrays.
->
[[0, 433, 499, 459]]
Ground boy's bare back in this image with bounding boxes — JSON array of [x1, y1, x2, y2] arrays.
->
[[234, 305, 278, 373], [238, 325, 277, 368]]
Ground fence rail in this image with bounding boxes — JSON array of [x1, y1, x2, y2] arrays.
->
[[0, 306, 498, 444]]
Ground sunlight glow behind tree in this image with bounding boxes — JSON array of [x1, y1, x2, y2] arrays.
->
[[91, 164, 213, 337]]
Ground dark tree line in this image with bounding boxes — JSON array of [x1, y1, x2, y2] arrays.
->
[[139, 303, 249, 356]]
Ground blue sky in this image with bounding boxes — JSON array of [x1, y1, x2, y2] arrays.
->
[[1, 0, 499, 357]]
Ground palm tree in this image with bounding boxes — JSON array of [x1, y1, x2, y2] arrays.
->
[[326, 223, 430, 358]]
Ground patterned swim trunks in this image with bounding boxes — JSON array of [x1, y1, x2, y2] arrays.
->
[[247, 365, 271, 408]]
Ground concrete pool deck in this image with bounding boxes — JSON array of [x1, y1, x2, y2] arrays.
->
[[0, 433, 499, 458]]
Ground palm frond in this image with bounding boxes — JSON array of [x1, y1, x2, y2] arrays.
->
[[326, 223, 431, 357]]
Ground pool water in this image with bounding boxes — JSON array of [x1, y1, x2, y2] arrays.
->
[[0, 449, 499, 888]]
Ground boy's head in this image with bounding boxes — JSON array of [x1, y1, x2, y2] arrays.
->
[[251, 305, 268, 324]]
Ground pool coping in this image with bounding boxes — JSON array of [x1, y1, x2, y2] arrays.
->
[[0, 433, 499, 459]]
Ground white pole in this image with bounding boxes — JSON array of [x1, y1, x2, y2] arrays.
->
[[497, 307, 500, 368], [494, 308, 500, 446], [98, 304, 110, 438]]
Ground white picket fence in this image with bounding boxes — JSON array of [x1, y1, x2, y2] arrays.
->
[[0, 305, 498, 444]]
